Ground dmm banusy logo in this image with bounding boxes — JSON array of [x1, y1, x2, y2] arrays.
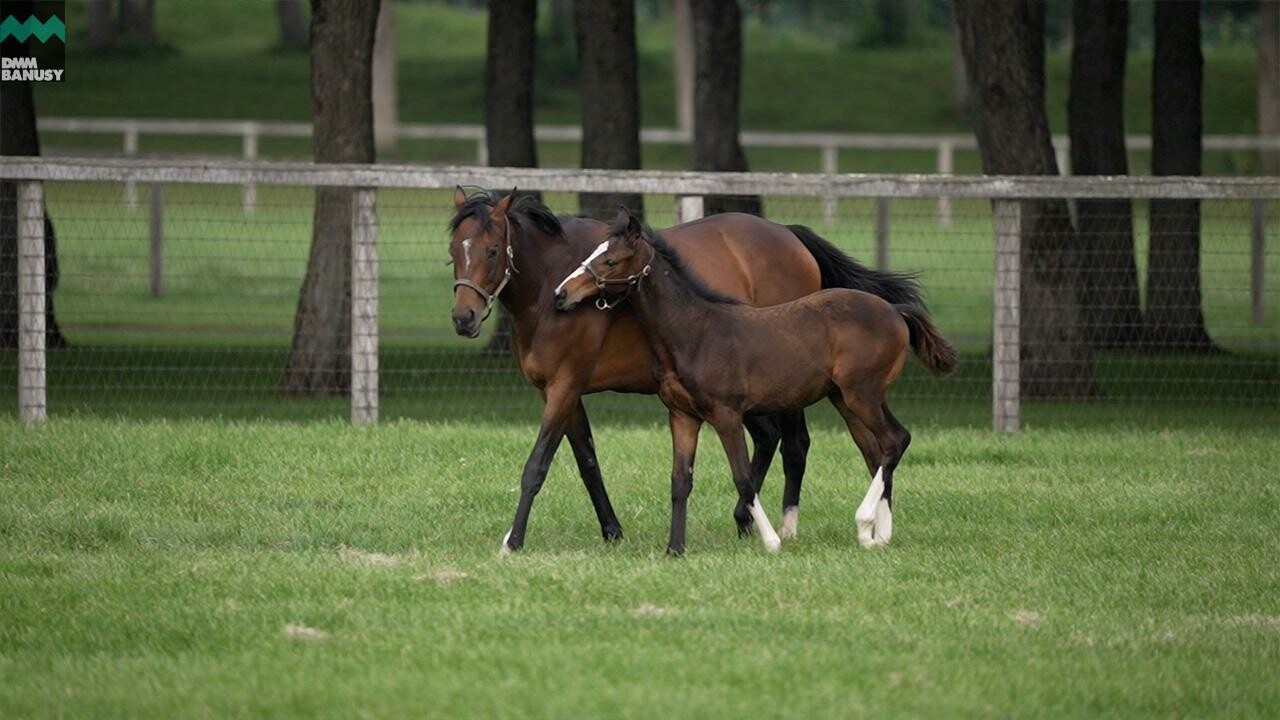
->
[[0, 0, 65, 82]]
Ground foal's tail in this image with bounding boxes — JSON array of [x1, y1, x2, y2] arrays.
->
[[788, 224, 923, 307], [896, 304, 958, 377]]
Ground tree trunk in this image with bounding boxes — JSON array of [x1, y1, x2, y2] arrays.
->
[[954, 0, 1098, 398], [276, 0, 308, 51], [1260, 0, 1279, 175], [118, 0, 155, 42], [691, 0, 761, 216], [373, 0, 398, 156], [873, 0, 912, 47], [674, 0, 695, 133], [1, 0, 66, 350], [481, 0, 540, 357], [1069, 0, 1142, 348], [1147, 0, 1215, 352], [573, 0, 644, 220], [87, 0, 117, 51], [281, 0, 379, 394]]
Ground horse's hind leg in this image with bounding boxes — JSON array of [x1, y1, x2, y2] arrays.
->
[[777, 410, 810, 540], [738, 414, 782, 538], [829, 389, 910, 548], [564, 399, 624, 542]]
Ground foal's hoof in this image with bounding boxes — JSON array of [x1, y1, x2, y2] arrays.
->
[[499, 529, 518, 557], [777, 507, 799, 540], [736, 521, 753, 539], [666, 545, 685, 558], [602, 525, 625, 543], [761, 533, 782, 553]]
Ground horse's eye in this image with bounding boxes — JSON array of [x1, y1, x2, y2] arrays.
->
[[487, 247, 499, 258], [605, 259, 617, 268]]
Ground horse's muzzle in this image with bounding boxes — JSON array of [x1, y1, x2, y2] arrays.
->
[[452, 307, 481, 338], [554, 290, 576, 311]]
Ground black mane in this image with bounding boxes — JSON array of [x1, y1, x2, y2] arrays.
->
[[448, 188, 565, 240], [607, 218, 742, 306]]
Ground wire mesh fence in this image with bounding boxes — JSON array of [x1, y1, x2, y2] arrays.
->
[[1, 161, 1276, 430]]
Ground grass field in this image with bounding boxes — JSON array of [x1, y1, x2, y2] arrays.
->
[[2, 419, 1278, 717]]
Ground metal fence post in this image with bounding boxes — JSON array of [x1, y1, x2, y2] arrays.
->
[[677, 195, 704, 223], [123, 123, 139, 210], [821, 144, 838, 224], [149, 184, 164, 298], [1253, 199, 1267, 325], [992, 199, 1021, 434], [936, 141, 953, 227], [242, 123, 259, 214], [18, 181, 47, 424], [875, 197, 891, 270], [351, 188, 379, 426]]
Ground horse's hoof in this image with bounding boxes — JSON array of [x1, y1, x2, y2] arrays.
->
[[736, 522, 753, 539], [602, 525, 624, 543], [499, 529, 518, 557], [762, 533, 782, 553], [666, 545, 685, 558], [777, 507, 799, 540]]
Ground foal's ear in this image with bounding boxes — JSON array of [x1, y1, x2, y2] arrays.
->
[[491, 189, 516, 219], [624, 209, 642, 240], [453, 186, 467, 209]]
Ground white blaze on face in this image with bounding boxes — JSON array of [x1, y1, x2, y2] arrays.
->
[[461, 237, 473, 272], [554, 240, 611, 296]]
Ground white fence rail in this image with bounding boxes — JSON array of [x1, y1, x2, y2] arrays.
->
[[37, 116, 1280, 223], [3, 156, 1277, 432]]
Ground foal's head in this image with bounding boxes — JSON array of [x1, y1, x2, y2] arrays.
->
[[448, 187, 518, 338], [554, 207, 653, 311]]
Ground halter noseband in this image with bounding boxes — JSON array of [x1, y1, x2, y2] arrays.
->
[[583, 244, 654, 311], [452, 216, 518, 321]]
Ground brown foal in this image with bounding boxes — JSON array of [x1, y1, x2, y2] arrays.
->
[[555, 209, 957, 554]]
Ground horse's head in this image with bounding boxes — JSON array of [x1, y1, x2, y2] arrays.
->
[[554, 207, 653, 311], [448, 187, 517, 338]]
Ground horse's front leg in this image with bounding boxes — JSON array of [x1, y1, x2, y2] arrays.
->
[[666, 410, 702, 556], [710, 412, 782, 553], [501, 376, 584, 555], [737, 414, 782, 538], [564, 399, 624, 542]]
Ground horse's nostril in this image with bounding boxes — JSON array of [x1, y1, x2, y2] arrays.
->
[[465, 308, 477, 322]]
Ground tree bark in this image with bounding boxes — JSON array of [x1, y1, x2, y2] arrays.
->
[[1, 0, 66, 350], [1069, 0, 1142, 348], [1147, 0, 1215, 352], [87, 0, 117, 51], [276, 0, 308, 51], [691, 0, 761, 216], [954, 0, 1097, 398], [118, 0, 155, 42], [574, 0, 644, 220], [373, 0, 398, 156], [949, 9, 969, 122], [281, 0, 379, 394], [1260, 0, 1279, 175], [482, 0, 540, 356]]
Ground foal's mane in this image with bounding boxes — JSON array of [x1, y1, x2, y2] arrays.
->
[[607, 218, 742, 306], [448, 188, 565, 240]]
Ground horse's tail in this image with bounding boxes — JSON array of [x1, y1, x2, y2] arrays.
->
[[788, 224, 923, 308], [896, 304, 958, 377]]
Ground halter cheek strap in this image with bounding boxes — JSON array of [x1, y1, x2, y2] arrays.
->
[[585, 245, 654, 311], [452, 220, 518, 321]]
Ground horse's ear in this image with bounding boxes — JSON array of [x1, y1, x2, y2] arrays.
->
[[624, 208, 642, 238], [453, 186, 467, 209], [492, 190, 516, 218], [613, 206, 630, 228]]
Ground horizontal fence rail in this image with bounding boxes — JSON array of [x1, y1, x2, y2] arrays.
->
[[2, 156, 1277, 432]]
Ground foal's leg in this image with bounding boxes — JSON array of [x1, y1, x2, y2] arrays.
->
[[564, 399, 624, 542], [777, 410, 811, 540], [738, 414, 782, 538], [501, 376, 583, 555], [710, 413, 782, 553], [830, 390, 909, 548], [667, 411, 702, 556], [874, 404, 911, 544]]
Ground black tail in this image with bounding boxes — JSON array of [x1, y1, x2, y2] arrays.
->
[[788, 224, 923, 308], [896, 304, 959, 377]]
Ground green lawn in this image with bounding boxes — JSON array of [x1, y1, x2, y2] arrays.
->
[[2, 419, 1278, 717], [32, 2, 1269, 174]]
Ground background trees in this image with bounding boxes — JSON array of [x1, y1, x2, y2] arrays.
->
[[280, 0, 379, 394]]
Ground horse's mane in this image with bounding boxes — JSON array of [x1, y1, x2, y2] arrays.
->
[[607, 217, 742, 306], [448, 188, 565, 240]]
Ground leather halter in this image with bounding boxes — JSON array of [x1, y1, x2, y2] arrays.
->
[[583, 244, 654, 311], [452, 216, 517, 321]]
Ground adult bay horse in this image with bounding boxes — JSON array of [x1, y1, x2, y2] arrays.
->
[[554, 209, 957, 554], [448, 189, 923, 554]]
